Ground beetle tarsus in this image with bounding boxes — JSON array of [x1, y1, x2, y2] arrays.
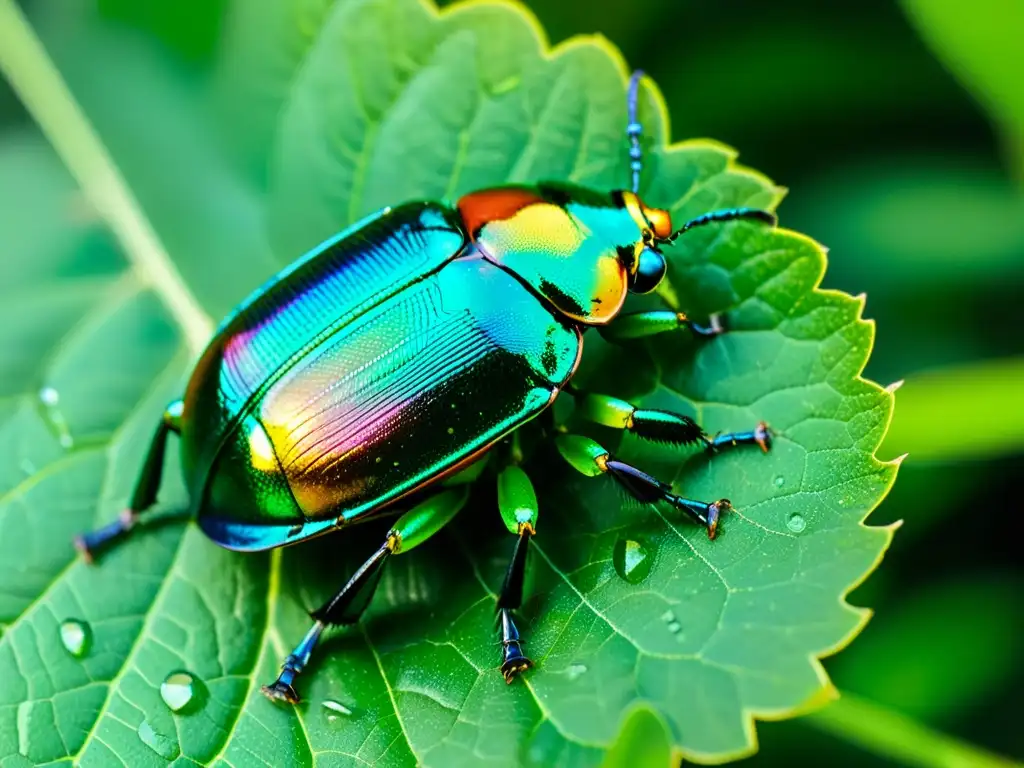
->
[[498, 608, 533, 683], [72, 535, 94, 565], [684, 311, 725, 338], [705, 422, 774, 455], [261, 620, 325, 704], [73, 508, 137, 563], [261, 671, 301, 704], [705, 499, 732, 540]]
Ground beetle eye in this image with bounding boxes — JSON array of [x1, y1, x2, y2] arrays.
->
[[630, 247, 666, 294]]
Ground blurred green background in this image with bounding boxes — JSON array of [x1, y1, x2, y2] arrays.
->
[[2, 0, 1021, 765]]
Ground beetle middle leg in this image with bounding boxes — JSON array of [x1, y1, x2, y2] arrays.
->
[[556, 434, 734, 539], [575, 393, 771, 455], [262, 487, 470, 704], [74, 399, 184, 562], [493, 465, 541, 683]]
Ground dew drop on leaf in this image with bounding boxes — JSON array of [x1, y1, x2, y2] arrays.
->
[[613, 537, 653, 584], [322, 699, 354, 722], [566, 663, 588, 680], [59, 619, 91, 658], [37, 386, 74, 448], [137, 719, 178, 759], [774, 475, 785, 488], [786, 513, 807, 533], [160, 671, 201, 712], [660, 609, 683, 636]]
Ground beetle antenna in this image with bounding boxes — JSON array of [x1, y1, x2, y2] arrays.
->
[[661, 207, 778, 244], [626, 69, 645, 194]]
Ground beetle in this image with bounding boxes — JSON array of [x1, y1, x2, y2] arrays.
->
[[74, 70, 776, 703]]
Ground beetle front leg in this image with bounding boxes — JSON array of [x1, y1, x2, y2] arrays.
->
[[577, 393, 771, 454], [262, 487, 469, 704], [600, 309, 726, 342], [556, 434, 731, 539], [74, 399, 184, 562], [495, 465, 538, 683]]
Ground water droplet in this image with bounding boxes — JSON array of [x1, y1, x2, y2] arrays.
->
[[287, 523, 304, 538], [38, 387, 74, 449], [774, 475, 785, 488], [612, 538, 653, 584], [786, 513, 807, 533], [59, 619, 91, 658], [565, 663, 587, 681], [137, 719, 178, 759], [322, 699, 353, 722], [660, 609, 684, 638], [160, 671, 199, 712]]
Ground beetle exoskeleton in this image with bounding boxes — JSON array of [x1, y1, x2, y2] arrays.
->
[[74, 70, 777, 703]]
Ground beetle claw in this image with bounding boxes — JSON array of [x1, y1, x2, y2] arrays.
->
[[501, 654, 534, 684], [707, 499, 732, 540], [261, 681, 301, 704], [73, 535, 94, 565]]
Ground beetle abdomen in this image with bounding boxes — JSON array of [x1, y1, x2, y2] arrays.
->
[[181, 202, 466, 495], [257, 256, 581, 525]]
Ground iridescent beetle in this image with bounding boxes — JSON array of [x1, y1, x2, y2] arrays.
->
[[75, 71, 776, 703]]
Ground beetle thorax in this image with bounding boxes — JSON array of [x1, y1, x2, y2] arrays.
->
[[458, 184, 656, 325]]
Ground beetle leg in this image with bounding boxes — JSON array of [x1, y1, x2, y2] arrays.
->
[[262, 488, 469, 704], [496, 465, 537, 683], [576, 393, 772, 454], [73, 399, 184, 562], [556, 434, 731, 539], [599, 309, 726, 342]]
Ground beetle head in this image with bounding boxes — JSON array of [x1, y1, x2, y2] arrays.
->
[[458, 183, 673, 325], [618, 190, 671, 295]]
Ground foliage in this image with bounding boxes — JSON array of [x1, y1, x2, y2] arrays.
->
[[0, 0, 903, 765]]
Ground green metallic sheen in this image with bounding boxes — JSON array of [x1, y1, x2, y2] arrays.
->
[[442, 456, 491, 487], [497, 465, 539, 534], [579, 393, 634, 429], [600, 309, 683, 340], [471, 185, 641, 325], [555, 435, 609, 477], [389, 487, 469, 554], [183, 194, 618, 552]]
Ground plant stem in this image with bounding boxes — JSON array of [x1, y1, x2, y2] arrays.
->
[[806, 692, 1022, 768], [0, 0, 212, 353]]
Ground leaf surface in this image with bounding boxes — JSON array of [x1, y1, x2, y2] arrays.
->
[[2, 0, 897, 765]]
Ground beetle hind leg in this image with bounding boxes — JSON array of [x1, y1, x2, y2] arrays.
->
[[556, 434, 733, 539], [262, 488, 469, 704], [74, 399, 184, 562]]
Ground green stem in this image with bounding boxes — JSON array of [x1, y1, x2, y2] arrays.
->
[[0, 0, 212, 353], [806, 692, 1022, 768]]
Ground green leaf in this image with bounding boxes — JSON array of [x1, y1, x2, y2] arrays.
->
[[883, 357, 1024, 460], [1, 0, 898, 765], [601, 705, 674, 768], [900, 0, 1024, 176]]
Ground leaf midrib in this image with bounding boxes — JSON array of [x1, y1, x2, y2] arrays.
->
[[0, 0, 212, 356]]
